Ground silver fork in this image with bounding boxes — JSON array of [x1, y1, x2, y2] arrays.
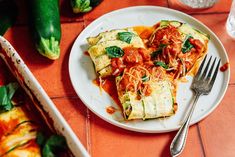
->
[[170, 55, 221, 157]]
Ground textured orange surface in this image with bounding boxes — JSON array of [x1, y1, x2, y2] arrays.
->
[[1, 0, 235, 157]]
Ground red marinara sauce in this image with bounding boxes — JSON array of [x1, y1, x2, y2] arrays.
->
[[220, 62, 229, 72], [93, 77, 122, 108]]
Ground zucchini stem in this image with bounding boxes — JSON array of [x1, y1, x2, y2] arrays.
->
[[37, 37, 60, 60]]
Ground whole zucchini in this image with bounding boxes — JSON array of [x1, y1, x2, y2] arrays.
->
[[0, 0, 17, 36], [28, 0, 61, 60]]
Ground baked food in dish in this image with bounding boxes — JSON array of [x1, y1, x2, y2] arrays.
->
[[0, 104, 41, 156], [0, 82, 69, 157], [0, 61, 69, 156], [0, 35, 89, 157], [87, 20, 209, 120]]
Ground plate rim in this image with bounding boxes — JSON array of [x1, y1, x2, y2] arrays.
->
[[68, 6, 230, 133]]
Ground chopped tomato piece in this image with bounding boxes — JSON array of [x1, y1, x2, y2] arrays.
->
[[138, 48, 151, 61], [123, 47, 143, 64], [168, 42, 181, 56], [220, 62, 229, 72], [189, 38, 204, 52], [111, 58, 125, 76], [174, 103, 178, 112], [84, 51, 89, 56], [106, 106, 116, 114], [142, 84, 152, 96]]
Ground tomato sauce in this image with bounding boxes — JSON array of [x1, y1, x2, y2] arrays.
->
[[133, 26, 154, 39], [25, 139, 40, 148], [0, 119, 19, 138], [93, 77, 122, 108]]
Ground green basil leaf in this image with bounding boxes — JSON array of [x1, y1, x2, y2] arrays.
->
[[46, 135, 66, 149], [105, 46, 124, 58], [117, 32, 135, 44], [7, 82, 19, 99], [39, 133, 67, 157], [182, 35, 194, 53], [141, 75, 149, 82], [43, 145, 55, 157], [0, 82, 19, 113], [0, 87, 12, 112], [154, 61, 168, 69], [151, 44, 167, 58], [36, 132, 46, 147]]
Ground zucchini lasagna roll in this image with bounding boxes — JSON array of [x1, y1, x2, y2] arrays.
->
[[116, 66, 175, 120], [149, 20, 209, 79], [0, 83, 41, 156], [87, 28, 145, 77], [0, 82, 67, 156]]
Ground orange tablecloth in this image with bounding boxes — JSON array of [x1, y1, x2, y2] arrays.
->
[[1, 0, 235, 156]]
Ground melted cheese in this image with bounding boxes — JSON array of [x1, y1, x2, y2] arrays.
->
[[0, 107, 29, 122], [0, 107, 40, 156], [3, 146, 41, 157]]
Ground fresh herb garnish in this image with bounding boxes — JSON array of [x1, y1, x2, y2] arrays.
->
[[105, 46, 124, 58], [0, 82, 19, 113], [151, 44, 167, 58], [154, 61, 168, 69], [141, 75, 149, 82], [36, 132, 46, 146], [117, 32, 135, 44], [37, 132, 67, 157], [182, 35, 194, 53]]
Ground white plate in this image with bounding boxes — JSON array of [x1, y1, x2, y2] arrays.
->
[[69, 6, 230, 133]]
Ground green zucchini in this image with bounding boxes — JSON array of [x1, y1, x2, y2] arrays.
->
[[28, 0, 61, 60], [0, 0, 17, 36], [160, 20, 182, 28]]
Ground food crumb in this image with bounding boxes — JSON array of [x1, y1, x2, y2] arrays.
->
[[180, 77, 188, 83], [84, 51, 89, 56], [220, 62, 229, 72], [106, 106, 116, 114]]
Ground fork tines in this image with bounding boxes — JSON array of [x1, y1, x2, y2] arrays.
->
[[195, 55, 221, 86]]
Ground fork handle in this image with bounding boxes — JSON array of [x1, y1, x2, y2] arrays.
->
[[170, 92, 201, 157]]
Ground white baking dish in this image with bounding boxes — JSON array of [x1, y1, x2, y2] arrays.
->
[[0, 36, 89, 157]]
